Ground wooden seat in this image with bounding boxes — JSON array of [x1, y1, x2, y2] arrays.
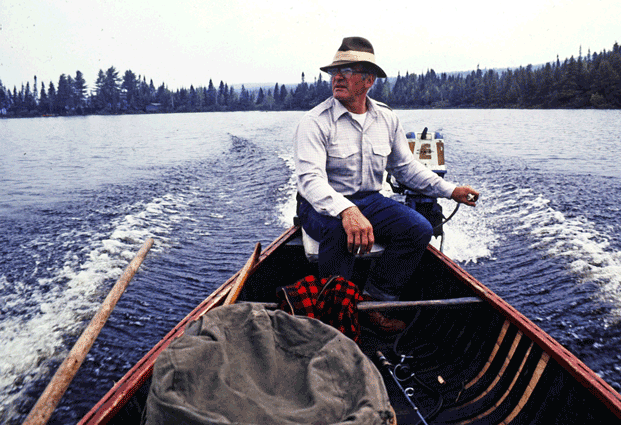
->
[[301, 227, 385, 262]]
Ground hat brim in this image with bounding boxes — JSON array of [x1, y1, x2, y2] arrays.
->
[[320, 60, 387, 79]]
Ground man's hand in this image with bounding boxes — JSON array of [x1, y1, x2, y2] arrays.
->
[[451, 186, 480, 206], [340, 206, 374, 255]]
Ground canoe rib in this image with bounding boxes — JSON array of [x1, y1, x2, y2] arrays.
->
[[427, 244, 621, 419], [460, 331, 525, 408], [456, 341, 534, 425], [464, 321, 511, 390], [500, 353, 550, 424]]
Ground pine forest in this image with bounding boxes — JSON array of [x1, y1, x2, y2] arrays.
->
[[1, 43, 620, 118]]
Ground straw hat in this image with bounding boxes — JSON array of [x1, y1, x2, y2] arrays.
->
[[320, 36, 387, 79]]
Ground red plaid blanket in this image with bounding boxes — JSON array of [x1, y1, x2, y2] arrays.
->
[[276, 275, 363, 342]]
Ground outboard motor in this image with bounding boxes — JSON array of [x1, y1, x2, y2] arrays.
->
[[387, 128, 450, 245]]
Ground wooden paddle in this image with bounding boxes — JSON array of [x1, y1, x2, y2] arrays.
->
[[23, 238, 154, 425], [224, 242, 261, 305]]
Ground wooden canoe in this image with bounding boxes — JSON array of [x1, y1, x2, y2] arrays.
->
[[78, 225, 621, 424]]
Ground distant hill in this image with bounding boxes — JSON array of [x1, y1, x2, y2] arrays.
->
[[231, 82, 297, 92], [234, 67, 527, 93]]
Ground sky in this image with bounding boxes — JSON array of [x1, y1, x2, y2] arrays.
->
[[1, 0, 620, 92]]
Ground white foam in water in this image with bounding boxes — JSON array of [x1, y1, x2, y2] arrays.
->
[[437, 196, 497, 264], [276, 152, 298, 227], [486, 186, 621, 323], [0, 192, 189, 421]]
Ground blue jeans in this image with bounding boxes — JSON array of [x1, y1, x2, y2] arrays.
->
[[298, 192, 433, 301]]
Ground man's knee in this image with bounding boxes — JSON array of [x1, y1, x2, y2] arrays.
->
[[320, 216, 347, 244], [421, 222, 433, 248], [402, 209, 433, 237], [419, 216, 433, 241], [298, 198, 343, 243]]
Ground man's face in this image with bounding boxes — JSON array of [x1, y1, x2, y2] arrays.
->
[[329, 66, 375, 105]]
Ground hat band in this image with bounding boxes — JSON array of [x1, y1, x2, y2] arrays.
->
[[332, 50, 376, 65]]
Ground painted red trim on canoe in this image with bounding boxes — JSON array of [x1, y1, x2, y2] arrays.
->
[[78, 226, 300, 425], [427, 244, 621, 419]]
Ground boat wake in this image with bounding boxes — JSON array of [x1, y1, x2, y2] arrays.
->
[[275, 152, 298, 228], [0, 192, 186, 423], [437, 191, 497, 264], [1, 132, 299, 423], [473, 175, 621, 324], [515, 190, 621, 324]]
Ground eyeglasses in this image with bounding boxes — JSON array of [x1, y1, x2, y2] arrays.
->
[[325, 67, 365, 78]]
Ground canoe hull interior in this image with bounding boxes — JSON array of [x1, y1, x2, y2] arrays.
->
[[80, 226, 621, 424]]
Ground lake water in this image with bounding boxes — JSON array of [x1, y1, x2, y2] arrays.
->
[[1, 109, 620, 423]]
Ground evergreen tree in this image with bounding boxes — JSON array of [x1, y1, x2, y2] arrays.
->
[[67, 75, 76, 109], [24, 82, 36, 111], [56, 74, 72, 113], [122, 70, 138, 110], [279, 84, 288, 106], [273, 83, 280, 106], [0, 81, 7, 111], [101, 66, 121, 111], [205, 79, 217, 109], [189, 85, 198, 109], [149, 79, 156, 99], [33, 76, 38, 106], [12, 86, 21, 112], [558, 56, 580, 106], [136, 76, 152, 109], [314, 73, 331, 105], [47, 81, 56, 114], [228, 85, 237, 108], [256, 87, 265, 105], [175, 88, 188, 111], [156, 83, 172, 110], [95, 69, 106, 110], [217, 81, 227, 107], [239, 85, 252, 110], [591, 59, 619, 107], [292, 73, 309, 109], [39, 81, 48, 113], [535, 63, 554, 107], [369, 78, 385, 102], [263, 89, 275, 110], [74, 70, 87, 108]]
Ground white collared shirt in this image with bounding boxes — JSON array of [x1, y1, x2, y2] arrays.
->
[[294, 96, 456, 217]]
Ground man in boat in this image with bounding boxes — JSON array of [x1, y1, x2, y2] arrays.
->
[[294, 36, 479, 333]]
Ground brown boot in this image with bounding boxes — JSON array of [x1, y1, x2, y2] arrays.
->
[[360, 295, 407, 334]]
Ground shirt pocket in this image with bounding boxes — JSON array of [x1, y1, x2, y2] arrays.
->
[[372, 143, 391, 157], [327, 142, 360, 158], [371, 143, 391, 175], [326, 143, 359, 178]]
